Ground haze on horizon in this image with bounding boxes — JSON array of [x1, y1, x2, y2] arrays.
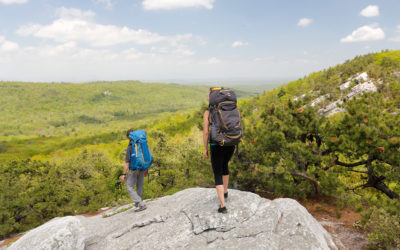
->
[[0, 0, 400, 83]]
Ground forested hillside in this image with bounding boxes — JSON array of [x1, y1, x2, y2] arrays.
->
[[0, 81, 248, 240], [0, 81, 208, 138], [1, 50, 400, 248], [0, 81, 252, 160], [233, 50, 400, 249]]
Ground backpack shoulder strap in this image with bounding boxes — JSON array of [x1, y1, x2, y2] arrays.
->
[[207, 105, 215, 123], [133, 140, 138, 156]]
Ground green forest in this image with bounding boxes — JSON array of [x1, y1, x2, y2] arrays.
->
[[1, 50, 400, 249]]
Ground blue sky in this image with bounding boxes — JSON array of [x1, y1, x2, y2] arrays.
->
[[0, 0, 399, 83]]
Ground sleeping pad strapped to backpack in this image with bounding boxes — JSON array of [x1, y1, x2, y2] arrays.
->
[[128, 130, 153, 171], [209, 88, 243, 146]]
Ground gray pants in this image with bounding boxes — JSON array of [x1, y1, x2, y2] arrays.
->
[[126, 170, 145, 207]]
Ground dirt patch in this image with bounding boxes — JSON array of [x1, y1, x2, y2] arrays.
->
[[0, 234, 23, 248], [300, 197, 368, 250], [79, 208, 110, 218], [300, 196, 361, 227]]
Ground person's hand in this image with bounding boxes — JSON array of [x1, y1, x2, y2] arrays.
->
[[203, 149, 209, 159], [120, 174, 126, 182]]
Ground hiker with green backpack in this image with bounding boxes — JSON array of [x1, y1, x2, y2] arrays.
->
[[203, 87, 243, 213], [121, 129, 153, 212]]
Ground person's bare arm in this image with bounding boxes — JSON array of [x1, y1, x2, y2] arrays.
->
[[203, 110, 210, 159], [120, 162, 129, 182]]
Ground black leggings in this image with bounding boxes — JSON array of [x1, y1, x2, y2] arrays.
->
[[210, 145, 235, 185]]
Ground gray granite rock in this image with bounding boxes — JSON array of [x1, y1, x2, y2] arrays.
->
[[339, 81, 351, 90], [102, 203, 133, 217], [319, 100, 345, 116], [7, 216, 84, 250], [311, 94, 330, 107], [346, 81, 377, 99], [6, 188, 337, 250], [80, 188, 337, 250], [319, 74, 377, 116], [353, 72, 368, 83]]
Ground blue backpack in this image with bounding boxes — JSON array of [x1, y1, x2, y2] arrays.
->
[[128, 130, 153, 171]]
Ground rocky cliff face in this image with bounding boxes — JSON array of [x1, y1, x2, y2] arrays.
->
[[319, 72, 378, 116], [294, 72, 379, 117], [5, 188, 337, 250]]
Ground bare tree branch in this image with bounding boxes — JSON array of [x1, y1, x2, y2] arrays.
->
[[291, 171, 320, 196], [334, 154, 375, 168], [313, 149, 331, 156], [335, 159, 369, 168], [347, 169, 368, 174], [349, 183, 367, 191]]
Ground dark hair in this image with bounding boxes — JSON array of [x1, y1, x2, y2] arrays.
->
[[126, 129, 134, 139]]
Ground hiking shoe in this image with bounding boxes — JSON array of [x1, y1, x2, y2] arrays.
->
[[224, 192, 228, 199], [218, 206, 227, 214], [136, 204, 147, 212]]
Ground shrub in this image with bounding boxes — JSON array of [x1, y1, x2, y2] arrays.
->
[[363, 207, 400, 249]]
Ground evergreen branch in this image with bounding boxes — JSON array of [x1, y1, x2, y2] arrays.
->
[[377, 159, 394, 167]]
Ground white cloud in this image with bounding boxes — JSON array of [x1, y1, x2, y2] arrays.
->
[[151, 45, 195, 56], [0, 0, 28, 5], [1, 41, 19, 51], [173, 46, 195, 56], [142, 0, 215, 10], [297, 18, 313, 27], [340, 24, 385, 42], [151, 46, 169, 54], [0, 41, 202, 81], [232, 41, 248, 48], [0, 36, 19, 52], [389, 25, 400, 42], [207, 57, 220, 64], [360, 5, 379, 17], [0, 40, 322, 83], [16, 7, 193, 47], [55, 7, 96, 20], [93, 0, 114, 9], [196, 36, 207, 46]]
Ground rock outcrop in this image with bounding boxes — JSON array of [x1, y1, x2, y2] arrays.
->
[[6, 188, 337, 250], [7, 216, 84, 250], [319, 72, 378, 116], [311, 94, 329, 107], [345, 81, 377, 99]]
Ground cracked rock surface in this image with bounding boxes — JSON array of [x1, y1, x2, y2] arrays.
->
[[6, 188, 337, 250], [7, 216, 84, 250], [82, 188, 336, 249]]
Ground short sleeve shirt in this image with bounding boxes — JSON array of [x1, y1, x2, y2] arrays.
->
[[125, 144, 132, 163]]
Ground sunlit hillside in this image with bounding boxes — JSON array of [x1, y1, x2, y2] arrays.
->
[[1, 50, 399, 249]]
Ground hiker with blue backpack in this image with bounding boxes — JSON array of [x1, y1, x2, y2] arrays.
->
[[203, 87, 243, 213], [121, 129, 153, 211]]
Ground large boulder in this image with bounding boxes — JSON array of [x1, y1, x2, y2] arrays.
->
[[8, 216, 84, 250], [80, 188, 337, 250]]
